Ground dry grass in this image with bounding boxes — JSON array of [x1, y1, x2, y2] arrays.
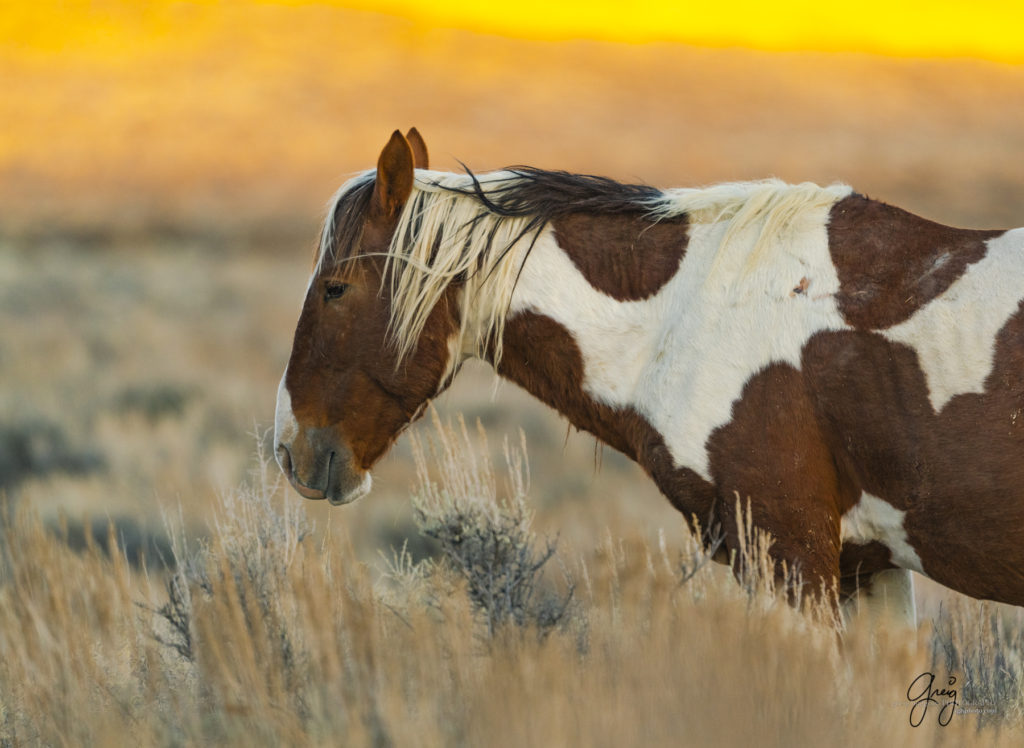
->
[[3, 416, 1022, 746]]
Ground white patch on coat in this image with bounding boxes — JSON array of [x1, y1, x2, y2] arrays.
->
[[274, 272, 318, 467], [840, 492, 924, 574], [274, 372, 298, 463], [510, 233, 659, 403], [510, 184, 852, 479], [883, 228, 1024, 412]]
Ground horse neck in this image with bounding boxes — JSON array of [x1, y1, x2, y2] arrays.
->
[[487, 211, 689, 460]]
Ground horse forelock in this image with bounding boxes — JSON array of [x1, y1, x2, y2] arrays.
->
[[315, 170, 376, 273]]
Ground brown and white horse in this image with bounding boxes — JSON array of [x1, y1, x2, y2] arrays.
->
[[275, 128, 1024, 621]]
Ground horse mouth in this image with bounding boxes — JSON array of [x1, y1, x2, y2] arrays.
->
[[293, 480, 328, 501], [277, 444, 370, 505], [277, 450, 324, 500]]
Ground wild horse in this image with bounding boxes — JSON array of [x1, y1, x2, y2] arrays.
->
[[275, 128, 1024, 621]]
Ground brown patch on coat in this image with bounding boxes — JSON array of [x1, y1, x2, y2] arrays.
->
[[552, 212, 688, 301], [827, 194, 1002, 330], [705, 363, 854, 602], [802, 316, 1024, 606]]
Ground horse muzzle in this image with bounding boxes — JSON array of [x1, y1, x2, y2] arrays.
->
[[275, 432, 372, 506]]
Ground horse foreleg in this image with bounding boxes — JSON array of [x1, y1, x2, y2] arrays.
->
[[707, 365, 847, 618], [718, 489, 843, 619]]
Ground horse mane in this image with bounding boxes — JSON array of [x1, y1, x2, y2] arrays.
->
[[316, 167, 850, 368]]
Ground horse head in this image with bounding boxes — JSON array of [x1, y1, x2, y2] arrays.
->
[[274, 128, 455, 504]]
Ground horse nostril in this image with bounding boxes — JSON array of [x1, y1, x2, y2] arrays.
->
[[276, 444, 293, 477]]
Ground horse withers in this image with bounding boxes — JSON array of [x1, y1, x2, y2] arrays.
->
[[275, 128, 1024, 622]]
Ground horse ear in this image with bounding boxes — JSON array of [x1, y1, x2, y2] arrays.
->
[[371, 130, 415, 219], [406, 127, 429, 170]]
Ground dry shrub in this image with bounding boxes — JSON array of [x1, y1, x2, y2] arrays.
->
[[0, 416, 104, 495], [408, 411, 574, 640], [930, 597, 1024, 727]]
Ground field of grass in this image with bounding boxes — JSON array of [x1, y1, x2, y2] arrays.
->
[[3, 416, 1023, 745], [3, 2, 1024, 744]]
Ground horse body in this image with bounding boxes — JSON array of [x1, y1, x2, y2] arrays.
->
[[275, 129, 1024, 614]]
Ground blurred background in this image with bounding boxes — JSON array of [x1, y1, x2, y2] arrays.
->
[[2, 1, 1023, 586]]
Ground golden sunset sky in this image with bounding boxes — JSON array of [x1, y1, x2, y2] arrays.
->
[[2, 0, 1022, 62], [2, 0, 1022, 233], [349, 0, 1024, 61]]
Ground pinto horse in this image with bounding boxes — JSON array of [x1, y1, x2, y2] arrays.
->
[[275, 128, 1024, 621]]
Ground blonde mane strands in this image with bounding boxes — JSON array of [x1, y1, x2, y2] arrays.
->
[[649, 180, 852, 278], [383, 171, 536, 368]]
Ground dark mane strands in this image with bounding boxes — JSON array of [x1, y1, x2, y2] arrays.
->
[[317, 166, 668, 293], [449, 165, 664, 222], [417, 168, 662, 317]]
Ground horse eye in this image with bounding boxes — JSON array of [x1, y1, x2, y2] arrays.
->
[[324, 282, 349, 302]]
